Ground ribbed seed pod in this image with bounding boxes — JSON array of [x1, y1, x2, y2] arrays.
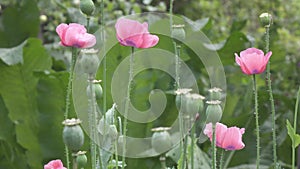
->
[[80, 0, 95, 16], [205, 100, 222, 124], [151, 127, 173, 153], [62, 119, 84, 152]]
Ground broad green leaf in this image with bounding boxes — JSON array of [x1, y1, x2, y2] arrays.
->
[[0, 38, 52, 168], [0, 0, 39, 47], [0, 40, 26, 65], [286, 120, 300, 147]]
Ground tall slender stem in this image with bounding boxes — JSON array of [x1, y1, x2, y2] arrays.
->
[[169, 0, 174, 32], [265, 24, 277, 167], [292, 87, 300, 169], [88, 74, 97, 169], [86, 17, 90, 33], [223, 151, 234, 169], [190, 125, 195, 169], [212, 123, 217, 169], [160, 154, 167, 169], [122, 47, 134, 169], [253, 75, 260, 169], [220, 149, 224, 169], [64, 47, 77, 169]]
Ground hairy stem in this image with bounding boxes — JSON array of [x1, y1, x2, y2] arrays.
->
[[64, 47, 77, 169], [292, 87, 300, 169], [265, 25, 277, 167], [212, 123, 217, 169], [253, 75, 260, 169], [190, 125, 195, 169], [122, 47, 134, 169]]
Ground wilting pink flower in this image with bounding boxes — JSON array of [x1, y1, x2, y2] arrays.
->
[[235, 48, 272, 75], [204, 122, 245, 151], [115, 18, 159, 48], [44, 159, 67, 169], [56, 23, 96, 48]]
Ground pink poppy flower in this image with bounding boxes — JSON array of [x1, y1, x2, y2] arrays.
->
[[235, 48, 272, 75], [115, 18, 159, 48], [44, 159, 67, 169], [56, 23, 96, 48], [204, 122, 245, 151]]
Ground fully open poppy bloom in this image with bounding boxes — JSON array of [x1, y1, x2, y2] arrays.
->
[[44, 159, 67, 169], [56, 23, 96, 48], [235, 48, 272, 75], [204, 122, 245, 151], [115, 18, 159, 48]]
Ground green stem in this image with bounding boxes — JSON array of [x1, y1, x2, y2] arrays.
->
[[265, 25, 277, 167], [86, 17, 90, 33], [122, 47, 135, 169], [169, 0, 174, 32], [182, 134, 188, 169], [160, 154, 167, 169], [220, 149, 224, 169], [292, 86, 300, 169], [88, 74, 97, 169], [212, 123, 217, 169], [73, 156, 77, 169], [175, 45, 181, 89], [190, 125, 195, 169], [223, 151, 234, 169], [64, 47, 77, 169], [253, 74, 260, 169]]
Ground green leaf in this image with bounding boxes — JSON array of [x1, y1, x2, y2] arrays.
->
[[286, 120, 300, 148], [0, 38, 52, 168], [0, 0, 39, 47], [0, 40, 26, 65]]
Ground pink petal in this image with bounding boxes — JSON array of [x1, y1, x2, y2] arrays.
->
[[215, 122, 228, 147], [239, 61, 252, 75], [221, 127, 245, 150], [240, 47, 263, 57], [264, 51, 272, 64], [203, 123, 213, 139], [76, 33, 97, 48], [235, 53, 241, 66], [139, 34, 159, 48], [115, 18, 148, 40], [44, 159, 67, 169]]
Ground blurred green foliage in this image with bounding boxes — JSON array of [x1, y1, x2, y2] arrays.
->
[[0, 0, 299, 168]]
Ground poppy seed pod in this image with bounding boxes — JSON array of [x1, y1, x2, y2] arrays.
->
[[171, 25, 186, 43], [80, 0, 95, 16], [151, 127, 173, 153], [186, 93, 205, 114], [62, 119, 84, 152], [205, 100, 222, 124], [259, 13, 272, 27], [86, 82, 103, 99], [175, 88, 192, 113], [79, 49, 99, 75], [75, 151, 87, 169], [208, 87, 222, 101]]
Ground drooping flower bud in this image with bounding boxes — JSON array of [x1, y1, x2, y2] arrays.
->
[[205, 100, 222, 124], [171, 24, 186, 43], [75, 151, 87, 169], [80, 0, 95, 16], [78, 49, 99, 75], [151, 127, 173, 153], [208, 87, 222, 101], [259, 13, 272, 27], [62, 119, 84, 152]]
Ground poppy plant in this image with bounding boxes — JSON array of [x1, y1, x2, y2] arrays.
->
[[44, 159, 67, 169]]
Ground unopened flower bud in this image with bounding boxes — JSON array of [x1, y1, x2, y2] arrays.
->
[[78, 49, 99, 75], [208, 87, 222, 101], [62, 119, 84, 152], [75, 151, 87, 169], [259, 13, 272, 27], [171, 25, 186, 43], [205, 100, 222, 124], [151, 127, 172, 153], [80, 0, 95, 16]]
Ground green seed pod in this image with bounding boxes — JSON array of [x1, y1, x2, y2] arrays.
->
[[208, 87, 222, 101], [175, 88, 192, 112], [62, 119, 84, 152], [86, 83, 103, 99], [151, 127, 173, 153], [171, 25, 186, 43], [205, 101, 222, 124], [186, 93, 205, 114], [76, 151, 87, 169], [80, 0, 95, 16], [79, 49, 99, 75], [259, 13, 272, 27]]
